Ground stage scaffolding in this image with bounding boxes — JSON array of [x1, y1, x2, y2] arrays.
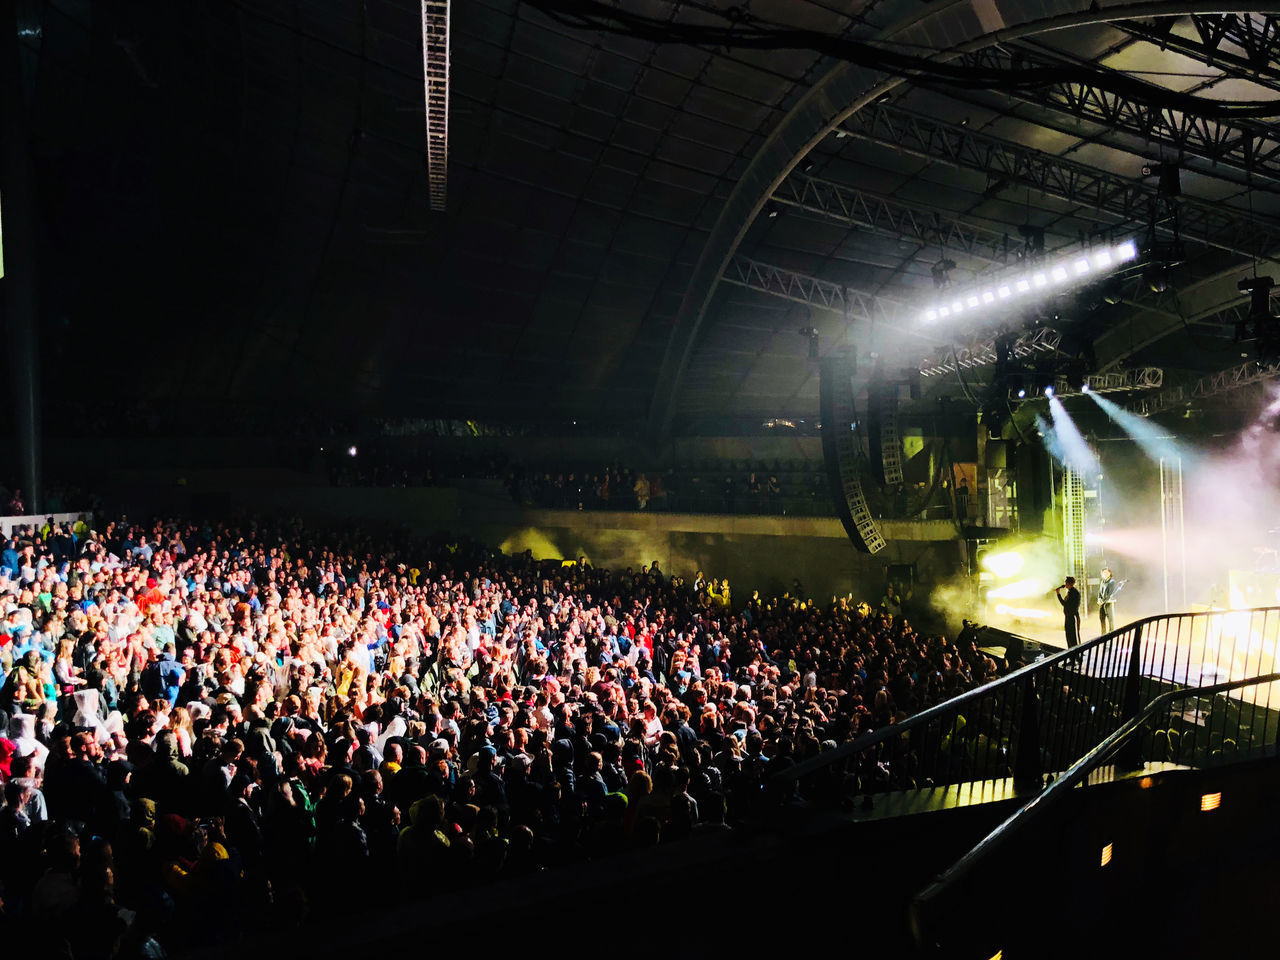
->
[[1160, 456, 1188, 610], [1063, 465, 1089, 618]]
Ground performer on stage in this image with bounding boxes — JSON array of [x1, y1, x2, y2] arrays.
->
[[1056, 576, 1082, 648], [1097, 567, 1126, 635]]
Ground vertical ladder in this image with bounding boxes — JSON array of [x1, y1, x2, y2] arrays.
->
[[1062, 466, 1088, 617]]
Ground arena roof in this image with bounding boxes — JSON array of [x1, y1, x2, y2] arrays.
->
[[16, 1, 1280, 431]]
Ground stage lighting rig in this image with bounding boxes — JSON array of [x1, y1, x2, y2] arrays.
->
[[919, 239, 1138, 326]]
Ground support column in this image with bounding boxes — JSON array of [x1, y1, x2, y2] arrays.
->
[[1, 0, 42, 513]]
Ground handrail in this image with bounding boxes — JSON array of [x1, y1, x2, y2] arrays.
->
[[775, 606, 1280, 785], [910, 671, 1280, 941]]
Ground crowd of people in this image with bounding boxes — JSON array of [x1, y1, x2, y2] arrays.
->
[[505, 463, 829, 515], [0, 514, 1005, 954], [325, 445, 833, 517]]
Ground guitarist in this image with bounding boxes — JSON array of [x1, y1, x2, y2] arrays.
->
[[1097, 568, 1127, 635]]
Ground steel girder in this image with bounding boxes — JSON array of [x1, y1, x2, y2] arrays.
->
[[646, 1, 1280, 440], [1138, 358, 1280, 416], [948, 43, 1280, 186], [771, 173, 1053, 266], [1008, 367, 1163, 399], [721, 255, 908, 325], [1116, 15, 1280, 94], [839, 104, 1280, 263], [1093, 259, 1264, 368], [920, 326, 1064, 378]]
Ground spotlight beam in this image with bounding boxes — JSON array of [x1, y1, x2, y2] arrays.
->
[[1090, 392, 1189, 462], [1047, 397, 1101, 475]]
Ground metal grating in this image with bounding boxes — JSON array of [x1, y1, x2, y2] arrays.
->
[[421, 0, 450, 212]]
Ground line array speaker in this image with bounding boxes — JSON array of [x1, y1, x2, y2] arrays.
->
[[820, 358, 887, 554]]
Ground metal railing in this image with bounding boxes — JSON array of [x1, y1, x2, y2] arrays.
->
[[910, 671, 1280, 954], [777, 607, 1280, 799]]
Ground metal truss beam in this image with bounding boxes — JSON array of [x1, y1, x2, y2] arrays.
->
[[1093, 259, 1262, 369], [948, 44, 1280, 186], [1009, 367, 1163, 400], [647, 1, 1280, 442], [920, 326, 1063, 378], [771, 174, 1050, 266], [721, 255, 908, 325], [1138, 358, 1280, 416], [1116, 15, 1280, 95], [421, 0, 450, 212], [840, 104, 1280, 264]]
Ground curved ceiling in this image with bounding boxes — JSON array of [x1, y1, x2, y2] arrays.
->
[[15, 1, 1280, 431]]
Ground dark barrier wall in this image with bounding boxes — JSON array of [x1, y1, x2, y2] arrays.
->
[[100, 470, 963, 604]]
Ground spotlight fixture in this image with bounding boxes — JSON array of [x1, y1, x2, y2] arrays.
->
[[918, 240, 1138, 326], [1017, 389, 1027, 399], [1044, 385, 1054, 398], [766, 202, 781, 219], [347, 445, 358, 457], [1082, 382, 1091, 393]]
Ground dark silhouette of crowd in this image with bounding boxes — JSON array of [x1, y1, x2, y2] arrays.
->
[[0, 516, 1004, 955]]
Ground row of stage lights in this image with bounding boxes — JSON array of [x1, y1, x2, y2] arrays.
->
[[921, 240, 1139, 326]]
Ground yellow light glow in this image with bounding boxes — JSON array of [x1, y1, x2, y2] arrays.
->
[[981, 551, 1025, 579], [988, 952, 1003, 960], [994, 603, 1053, 620], [1100, 842, 1113, 867], [1201, 792, 1222, 812], [1138, 777, 1154, 790], [987, 579, 1045, 600]]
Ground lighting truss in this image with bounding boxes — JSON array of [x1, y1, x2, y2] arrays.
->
[[421, 0, 450, 212], [1192, 291, 1280, 335], [1116, 16, 1280, 95], [1138, 359, 1280, 417], [920, 240, 1138, 326], [771, 173, 1048, 266], [1009, 367, 1163, 400], [920, 326, 1063, 378], [839, 104, 1280, 262], [721, 255, 907, 324], [948, 44, 1280, 186]]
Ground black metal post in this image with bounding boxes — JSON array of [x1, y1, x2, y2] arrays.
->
[[1, 0, 42, 514], [1118, 626, 1145, 768], [1013, 673, 1043, 790]]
